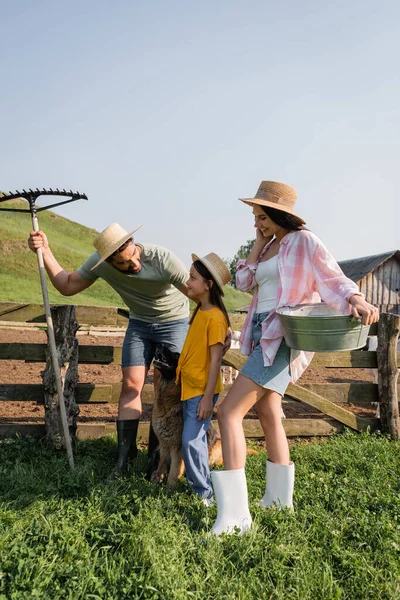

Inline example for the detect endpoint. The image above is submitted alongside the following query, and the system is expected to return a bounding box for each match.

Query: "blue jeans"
[122,317,189,368]
[182,394,219,500]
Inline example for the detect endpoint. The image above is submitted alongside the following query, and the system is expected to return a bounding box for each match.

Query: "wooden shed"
[338,250,400,314]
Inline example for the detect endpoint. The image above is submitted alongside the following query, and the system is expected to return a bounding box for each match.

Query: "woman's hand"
[197,395,213,421]
[255,227,272,246]
[349,295,380,325]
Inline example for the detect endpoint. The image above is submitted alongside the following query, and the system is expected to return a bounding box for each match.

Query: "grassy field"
[0,200,252,312]
[0,430,399,599]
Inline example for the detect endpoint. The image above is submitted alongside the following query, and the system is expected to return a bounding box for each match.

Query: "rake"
[0,188,89,470]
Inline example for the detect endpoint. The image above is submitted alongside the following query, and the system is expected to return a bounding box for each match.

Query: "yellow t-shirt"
[176,307,228,401]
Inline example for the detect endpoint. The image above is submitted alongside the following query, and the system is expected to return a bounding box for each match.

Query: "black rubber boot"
[107,419,139,481]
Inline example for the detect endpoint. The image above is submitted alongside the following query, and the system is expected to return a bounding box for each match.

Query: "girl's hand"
[197,395,213,421]
[349,295,380,325]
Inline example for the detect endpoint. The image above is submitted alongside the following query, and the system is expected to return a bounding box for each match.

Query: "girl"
[210,180,380,535]
[176,252,231,504]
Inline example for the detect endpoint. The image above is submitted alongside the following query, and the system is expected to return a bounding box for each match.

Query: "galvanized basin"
[276,303,370,352]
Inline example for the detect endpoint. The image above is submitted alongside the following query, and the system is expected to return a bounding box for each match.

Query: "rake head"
[0,188,88,213]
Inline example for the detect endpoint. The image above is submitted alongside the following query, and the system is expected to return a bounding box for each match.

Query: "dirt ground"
[0,327,377,424]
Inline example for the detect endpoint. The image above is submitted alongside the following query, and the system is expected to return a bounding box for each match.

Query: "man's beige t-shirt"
[77,243,189,323]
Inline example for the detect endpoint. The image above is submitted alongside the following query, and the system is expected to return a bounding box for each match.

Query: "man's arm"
[178,283,190,298]
[28,231,94,296]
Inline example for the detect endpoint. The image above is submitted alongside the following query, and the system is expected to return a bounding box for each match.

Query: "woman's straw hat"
[239,180,305,224]
[191,252,232,294]
[91,223,143,270]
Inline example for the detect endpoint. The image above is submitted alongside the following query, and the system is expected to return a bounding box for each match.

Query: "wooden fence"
[0,302,399,442]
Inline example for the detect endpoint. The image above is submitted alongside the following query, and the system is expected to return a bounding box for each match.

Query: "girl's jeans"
[182,394,219,500]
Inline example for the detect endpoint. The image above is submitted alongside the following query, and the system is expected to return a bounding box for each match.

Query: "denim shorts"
[122,317,189,368]
[240,311,291,396]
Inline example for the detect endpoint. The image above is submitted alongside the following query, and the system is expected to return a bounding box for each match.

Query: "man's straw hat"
[91,223,143,270]
[191,252,232,295]
[239,180,305,224]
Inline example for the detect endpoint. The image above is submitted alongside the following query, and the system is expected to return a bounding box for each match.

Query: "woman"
[210,180,379,535]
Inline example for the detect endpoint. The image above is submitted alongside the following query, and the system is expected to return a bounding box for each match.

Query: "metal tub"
[276,303,370,352]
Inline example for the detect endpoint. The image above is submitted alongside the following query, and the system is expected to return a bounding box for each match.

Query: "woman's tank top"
[255,255,279,313]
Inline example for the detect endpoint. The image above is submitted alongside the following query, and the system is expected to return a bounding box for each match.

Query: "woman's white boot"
[210,468,252,535]
[259,460,294,509]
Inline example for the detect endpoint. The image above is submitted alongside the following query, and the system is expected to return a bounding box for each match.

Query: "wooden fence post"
[377,312,400,439]
[42,305,79,448]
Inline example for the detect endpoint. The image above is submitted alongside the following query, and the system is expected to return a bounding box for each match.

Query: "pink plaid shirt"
[236,230,361,382]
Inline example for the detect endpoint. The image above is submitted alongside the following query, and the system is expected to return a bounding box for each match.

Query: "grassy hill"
[0,200,252,313]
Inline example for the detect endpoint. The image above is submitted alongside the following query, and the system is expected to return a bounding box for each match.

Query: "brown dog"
[150,345,223,486]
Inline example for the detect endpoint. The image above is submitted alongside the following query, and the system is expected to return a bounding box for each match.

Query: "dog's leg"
[151,447,169,484]
[166,448,185,487]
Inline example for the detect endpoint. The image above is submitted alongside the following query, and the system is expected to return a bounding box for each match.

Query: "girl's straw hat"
[239,180,305,224]
[191,252,232,294]
[91,223,143,270]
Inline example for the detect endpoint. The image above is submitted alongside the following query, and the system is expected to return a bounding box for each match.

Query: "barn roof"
[338,250,400,283]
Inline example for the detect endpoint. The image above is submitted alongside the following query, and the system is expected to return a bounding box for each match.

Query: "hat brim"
[239,198,306,224]
[191,253,225,295]
[91,225,143,270]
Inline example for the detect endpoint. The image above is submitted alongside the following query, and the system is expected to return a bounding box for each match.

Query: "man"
[28,222,192,477]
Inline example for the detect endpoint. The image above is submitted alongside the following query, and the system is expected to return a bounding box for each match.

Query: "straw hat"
[91,223,143,270]
[239,180,305,224]
[191,252,232,294]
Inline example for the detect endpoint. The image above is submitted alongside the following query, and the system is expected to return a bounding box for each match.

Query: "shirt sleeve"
[208,317,227,346]
[308,234,363,312]
[236,259,258,292]
[76,253,101,282]
[160,249,189,289]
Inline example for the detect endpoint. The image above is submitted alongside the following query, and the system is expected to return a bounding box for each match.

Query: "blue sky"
[1,0,398,268]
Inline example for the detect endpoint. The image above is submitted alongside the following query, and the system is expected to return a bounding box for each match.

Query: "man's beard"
[122,266,142,275]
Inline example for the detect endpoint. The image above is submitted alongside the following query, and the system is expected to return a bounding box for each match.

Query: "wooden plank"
[290,383,383,405]
[0,416,380,441]
[0,343,46,361]
[75,417,380,440]
[0,302,128,326]
[1,340,398,368]
[0,423,46,439]
[0,382,236,405]
[0,384,44,402]
[310,352,380,368]
[222,348,400,370]
[0,343,119,364]
[377,313,400,439]
[0,303,47,323]
[286,383,375,431]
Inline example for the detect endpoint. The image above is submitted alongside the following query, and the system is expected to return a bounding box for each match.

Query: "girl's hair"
[261,206,306,231]
[190,260,231,327]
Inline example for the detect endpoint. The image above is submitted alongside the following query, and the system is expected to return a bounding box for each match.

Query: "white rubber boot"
[210,468,252,535]
[259,460,294,509]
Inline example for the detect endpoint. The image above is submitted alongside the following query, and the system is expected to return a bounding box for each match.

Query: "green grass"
[0,430,399,599]
[0,200,252,312]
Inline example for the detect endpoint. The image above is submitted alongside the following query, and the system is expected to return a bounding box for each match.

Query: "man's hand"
[349,295,379,326]
[222,328,232,356]
[28,231,48,253]
[197,394,213,421]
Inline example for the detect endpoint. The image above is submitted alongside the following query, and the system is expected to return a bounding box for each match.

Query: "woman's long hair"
[190,260,231,327]
[261,206,306,230]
